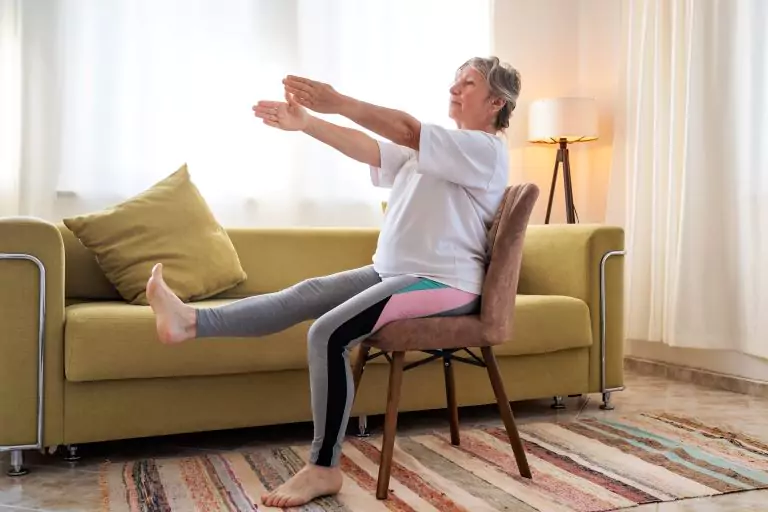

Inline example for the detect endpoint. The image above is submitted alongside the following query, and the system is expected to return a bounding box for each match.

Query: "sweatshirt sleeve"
[369,140,417,188]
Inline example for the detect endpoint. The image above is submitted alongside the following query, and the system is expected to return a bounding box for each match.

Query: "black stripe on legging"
[316,295,391,467]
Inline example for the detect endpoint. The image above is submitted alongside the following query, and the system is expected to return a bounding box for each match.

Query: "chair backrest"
[481,183,540,343]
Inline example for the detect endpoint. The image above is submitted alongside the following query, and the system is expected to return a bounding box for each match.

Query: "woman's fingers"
[256,113,279,124]
[253,105,280,113]
[285,86,315,104]
[255,100,283,109]
[283,76,316,92]
[285,88,313,106]
[285,90,300,107]
[253,110,275,121]
[283,81,314,95]
[284,85,307,98]
[253,102,283,118]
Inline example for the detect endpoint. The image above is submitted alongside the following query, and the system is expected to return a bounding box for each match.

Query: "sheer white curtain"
[6,0,491,227]
[609,0,768,358]
[0,0,21,216]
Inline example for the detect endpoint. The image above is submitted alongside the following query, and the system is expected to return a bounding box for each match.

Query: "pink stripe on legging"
[372,288,478,332]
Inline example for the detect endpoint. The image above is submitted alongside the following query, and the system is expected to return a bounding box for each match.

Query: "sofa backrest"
[61,226,122,300]
[60,225,380,301]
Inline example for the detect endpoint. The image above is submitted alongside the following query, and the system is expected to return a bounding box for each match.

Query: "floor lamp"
[528,97,598,224]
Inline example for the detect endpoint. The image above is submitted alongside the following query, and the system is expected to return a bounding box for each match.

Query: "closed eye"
[450,78,476,88]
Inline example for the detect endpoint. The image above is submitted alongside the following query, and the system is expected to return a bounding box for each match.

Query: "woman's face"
[448,66,500,131]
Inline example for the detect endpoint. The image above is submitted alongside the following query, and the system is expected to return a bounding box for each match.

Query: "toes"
[275,494,290,507]
[261,490,279,507]
[284,496,305,507]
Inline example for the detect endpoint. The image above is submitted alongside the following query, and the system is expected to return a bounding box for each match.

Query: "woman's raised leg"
[146,263,381,343]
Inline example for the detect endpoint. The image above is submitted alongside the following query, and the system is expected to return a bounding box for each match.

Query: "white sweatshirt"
[370,123,509,294]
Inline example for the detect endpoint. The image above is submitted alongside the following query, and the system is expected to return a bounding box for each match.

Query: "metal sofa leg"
[7,450,29,477]
[62,445,81,462]
[551,396,566,410]
[357,416,371,438]
[600,392,615,411]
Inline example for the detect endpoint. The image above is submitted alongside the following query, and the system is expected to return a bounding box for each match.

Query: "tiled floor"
[2,369,768,511]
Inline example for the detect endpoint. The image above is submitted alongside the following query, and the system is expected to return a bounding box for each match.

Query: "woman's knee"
[307,316,332,355]
[295,273,339,295]
[293,276,321,295]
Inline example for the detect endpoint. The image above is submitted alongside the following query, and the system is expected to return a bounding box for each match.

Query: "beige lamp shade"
[528,97,598,144]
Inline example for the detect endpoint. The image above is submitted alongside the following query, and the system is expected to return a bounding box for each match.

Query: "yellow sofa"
[0,217,624,473]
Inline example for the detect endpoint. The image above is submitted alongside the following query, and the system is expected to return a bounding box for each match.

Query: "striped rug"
[99,413,768,511]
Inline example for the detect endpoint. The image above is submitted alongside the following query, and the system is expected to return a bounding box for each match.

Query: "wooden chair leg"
[481,346,532,479]
[352,345,370,399]
[443,354,460,445]
[377,351,405,500]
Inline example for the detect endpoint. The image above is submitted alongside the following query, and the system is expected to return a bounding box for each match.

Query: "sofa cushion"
[493,295,592,357]
[62,165,247,305]
[64,295,592,382]
[64,299,309,383]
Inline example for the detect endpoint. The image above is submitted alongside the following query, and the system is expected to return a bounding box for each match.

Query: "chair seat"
[367,315,486,351]
[367,294,592,354]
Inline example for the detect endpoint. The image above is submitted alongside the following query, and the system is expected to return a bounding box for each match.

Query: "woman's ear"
[490,96,505,112]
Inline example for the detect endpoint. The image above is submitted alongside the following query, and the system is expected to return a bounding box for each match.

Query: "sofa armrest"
[0,217,65,449]
[519,224,625,393]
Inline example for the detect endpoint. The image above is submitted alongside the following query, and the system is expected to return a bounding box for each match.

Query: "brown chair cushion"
[368,315,484,352]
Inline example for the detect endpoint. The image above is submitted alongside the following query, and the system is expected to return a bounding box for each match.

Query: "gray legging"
[196,265,479,467]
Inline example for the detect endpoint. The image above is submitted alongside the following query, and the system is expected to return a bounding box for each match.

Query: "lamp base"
[544,139,578,224]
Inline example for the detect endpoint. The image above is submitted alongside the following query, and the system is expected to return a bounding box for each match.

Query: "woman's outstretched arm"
[254,93,380,167]
[283,76,422,150]
[338,97,421,150]
[304,116,381,167]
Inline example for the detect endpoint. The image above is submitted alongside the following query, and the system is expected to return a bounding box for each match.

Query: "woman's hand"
[282,75,345,114]
[284,75,421,149]
[252,92,309,131]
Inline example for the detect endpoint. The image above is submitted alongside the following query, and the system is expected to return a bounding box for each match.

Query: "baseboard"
[624,356,768,399]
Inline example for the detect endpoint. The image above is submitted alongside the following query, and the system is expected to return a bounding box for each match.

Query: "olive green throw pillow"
[63,164,247,305]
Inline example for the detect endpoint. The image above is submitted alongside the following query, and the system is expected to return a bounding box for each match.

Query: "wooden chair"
[352,183,539,500]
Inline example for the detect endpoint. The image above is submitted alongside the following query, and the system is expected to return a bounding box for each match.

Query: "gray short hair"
[458,56,522,132]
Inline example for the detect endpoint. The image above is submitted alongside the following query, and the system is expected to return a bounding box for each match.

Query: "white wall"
[493,0,768,383]
[574,0,622,224]
[493,0,621,224]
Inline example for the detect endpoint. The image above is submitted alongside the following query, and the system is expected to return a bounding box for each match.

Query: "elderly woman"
[146,56,521,507]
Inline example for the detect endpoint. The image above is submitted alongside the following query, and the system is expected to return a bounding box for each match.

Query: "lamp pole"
[544,138,576,224]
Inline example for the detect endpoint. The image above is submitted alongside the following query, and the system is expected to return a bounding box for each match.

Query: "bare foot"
[146,263,197,344]
[261,464,343,508]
